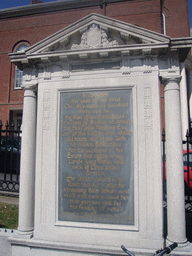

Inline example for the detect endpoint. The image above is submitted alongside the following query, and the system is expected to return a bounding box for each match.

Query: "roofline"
[0,0,131,19]
[24,12,170,55]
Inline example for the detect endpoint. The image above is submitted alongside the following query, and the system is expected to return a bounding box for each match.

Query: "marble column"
[180,63,189,140]
[161,76,188,246]
[17,84,37,238]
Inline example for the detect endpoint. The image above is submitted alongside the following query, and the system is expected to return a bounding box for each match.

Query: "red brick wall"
[107,0,162,33]
[163,0,190,38]
[0,5,104,125]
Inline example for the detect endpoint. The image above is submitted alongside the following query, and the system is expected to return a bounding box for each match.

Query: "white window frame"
[14,44,28,89]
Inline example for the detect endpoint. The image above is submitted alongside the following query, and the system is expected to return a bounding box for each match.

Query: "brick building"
[0,0,191,130]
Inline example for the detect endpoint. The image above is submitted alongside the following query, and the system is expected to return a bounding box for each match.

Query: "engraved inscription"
[43,91,51,131]
[58,89,134,225]
[144,87,152,130]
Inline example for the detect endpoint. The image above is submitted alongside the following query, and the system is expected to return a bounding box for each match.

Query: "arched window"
[14,44,28,88]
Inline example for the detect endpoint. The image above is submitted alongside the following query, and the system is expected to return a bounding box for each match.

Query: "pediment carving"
[27,13,170,55]
[71,24,119,50]
[42,24,152,54]
[41,23,144,53]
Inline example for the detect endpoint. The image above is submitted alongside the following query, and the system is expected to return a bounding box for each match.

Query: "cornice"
[0,0,128,19]
[10,38,192,68]
[9,43,170,61]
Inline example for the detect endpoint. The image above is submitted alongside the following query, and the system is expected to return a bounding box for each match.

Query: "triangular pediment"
[25,13,170,56]
[9,13,192,65]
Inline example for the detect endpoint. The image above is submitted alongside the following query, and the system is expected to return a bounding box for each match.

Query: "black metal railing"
[162,129,166,202]
[162,129,192,203]
[183,130,192,202]
[0,121,21,193]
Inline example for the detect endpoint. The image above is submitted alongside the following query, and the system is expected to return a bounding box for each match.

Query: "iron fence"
[0,121,21,193]
[183,130,192,202]
[162,129,192,204]
[162,129,192,242]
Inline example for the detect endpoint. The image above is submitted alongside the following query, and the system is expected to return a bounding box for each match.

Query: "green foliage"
[0,203,18,229]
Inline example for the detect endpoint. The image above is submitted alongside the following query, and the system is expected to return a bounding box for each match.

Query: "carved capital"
[22,81,38,90]
[160,75,182,91]
[22,82,38,98]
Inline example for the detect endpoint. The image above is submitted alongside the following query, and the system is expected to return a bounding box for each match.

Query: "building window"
[9,110,23,129]
[14,44,28,88]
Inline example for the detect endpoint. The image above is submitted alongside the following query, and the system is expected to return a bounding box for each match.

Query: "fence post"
[186,130,190,202]
[162,129,166,201]
[0,121,2,175]
[0,121,21,192]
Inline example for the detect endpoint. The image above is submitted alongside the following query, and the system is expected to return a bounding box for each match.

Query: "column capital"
[21,81,38,91]
[160,75,182,87]
[22,82,38,98]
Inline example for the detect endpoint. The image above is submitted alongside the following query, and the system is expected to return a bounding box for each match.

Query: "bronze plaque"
[58,89,134,225]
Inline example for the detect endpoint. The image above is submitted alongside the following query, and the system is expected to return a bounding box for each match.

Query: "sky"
[0,0,192,28]
[0,0,56,10]
[189,0,192,28]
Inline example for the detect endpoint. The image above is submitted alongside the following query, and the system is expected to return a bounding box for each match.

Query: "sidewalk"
[0,195,19,206]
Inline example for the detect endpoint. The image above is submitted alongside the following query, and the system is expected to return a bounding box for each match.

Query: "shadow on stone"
[186,211,192,242]
[163,208,192,242]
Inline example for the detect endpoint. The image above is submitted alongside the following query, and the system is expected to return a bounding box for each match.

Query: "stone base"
[166,238,192,255]
[16,230,33,239]
[7,237,192,256]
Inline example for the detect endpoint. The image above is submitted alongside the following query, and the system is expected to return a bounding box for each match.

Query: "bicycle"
[121,242,178,256]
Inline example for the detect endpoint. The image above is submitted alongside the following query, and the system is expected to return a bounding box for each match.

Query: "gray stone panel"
[58,88,134,225]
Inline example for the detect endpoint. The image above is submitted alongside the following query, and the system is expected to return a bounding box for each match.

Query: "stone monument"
[8,13,192,255]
